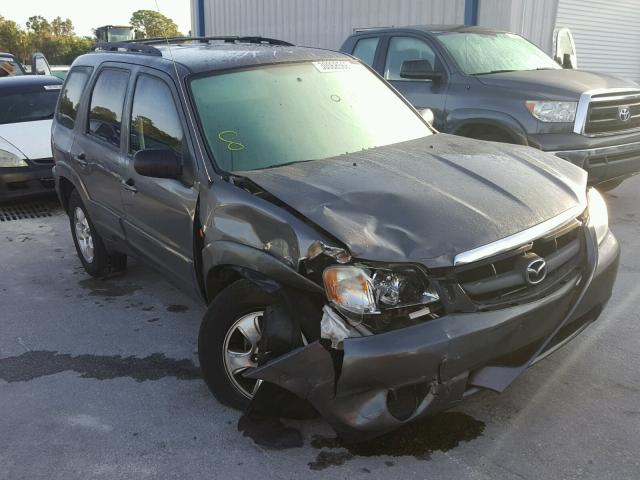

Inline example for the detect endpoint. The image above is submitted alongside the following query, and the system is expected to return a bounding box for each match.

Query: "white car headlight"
[587,188,609,244]
[526,101,577,123]
[0,149,28,168]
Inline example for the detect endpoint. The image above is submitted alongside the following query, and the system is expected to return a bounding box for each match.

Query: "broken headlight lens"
[323,265,439,315]
[587,187,609,244]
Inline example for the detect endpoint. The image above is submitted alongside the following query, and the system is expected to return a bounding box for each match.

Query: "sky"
[2,0,192,37]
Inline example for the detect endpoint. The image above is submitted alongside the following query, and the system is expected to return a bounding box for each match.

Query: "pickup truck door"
[120,68,199,290]
[378,35,449,130]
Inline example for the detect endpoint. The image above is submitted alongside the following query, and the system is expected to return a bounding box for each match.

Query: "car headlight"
[323,265,439,315]
[587,188,609,244]
[526,101,577,123]
[0,149,28,168]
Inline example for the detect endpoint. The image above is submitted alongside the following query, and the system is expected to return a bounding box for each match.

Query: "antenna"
[152,0,213,183]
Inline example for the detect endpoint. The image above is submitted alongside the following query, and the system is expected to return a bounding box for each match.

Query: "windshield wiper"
[472,69,519,76]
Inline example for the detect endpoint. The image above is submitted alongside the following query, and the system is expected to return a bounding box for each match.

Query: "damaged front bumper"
[247,229,619,441]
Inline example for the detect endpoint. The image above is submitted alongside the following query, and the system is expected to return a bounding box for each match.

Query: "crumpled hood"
[240,134,587,267]
[0,120,53,160]
[476,69,639,101]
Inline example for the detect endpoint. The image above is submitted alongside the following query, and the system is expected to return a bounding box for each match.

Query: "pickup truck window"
[385,37,437,81]
[436,32,560,75]
[352,37,379,67]
[190,61,432,172]
[0,59,24,77]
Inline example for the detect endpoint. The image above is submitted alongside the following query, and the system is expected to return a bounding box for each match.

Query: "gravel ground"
[1,176,639,480]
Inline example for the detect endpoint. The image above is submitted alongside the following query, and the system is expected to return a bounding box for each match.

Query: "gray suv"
[341,25,640,190]
[52,37,619,441]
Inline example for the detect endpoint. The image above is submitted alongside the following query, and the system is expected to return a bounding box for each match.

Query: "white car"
[0,75,62,201]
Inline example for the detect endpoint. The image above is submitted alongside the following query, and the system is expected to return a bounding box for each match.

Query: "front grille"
[451,220,585,309]
[30,157,54,165]
[584,91,640,136]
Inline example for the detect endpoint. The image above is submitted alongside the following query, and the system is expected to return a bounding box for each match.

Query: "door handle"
[121,178,138,193]
[73,152,87,167]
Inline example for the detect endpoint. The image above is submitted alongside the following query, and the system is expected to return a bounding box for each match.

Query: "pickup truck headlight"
[0,149,28,168]
[587,188,609,244]
[526,101,577,123]
[323,265,439,315]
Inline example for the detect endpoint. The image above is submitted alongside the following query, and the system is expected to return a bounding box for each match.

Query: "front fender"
[447,108,529,145]
[202,240,323,295]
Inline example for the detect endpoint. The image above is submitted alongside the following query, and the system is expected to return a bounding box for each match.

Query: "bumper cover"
[247,228,620,441]
[0,165,55,202]
[530,133,640,184]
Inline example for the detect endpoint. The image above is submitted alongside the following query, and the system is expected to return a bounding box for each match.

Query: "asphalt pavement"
[1,177,639,479]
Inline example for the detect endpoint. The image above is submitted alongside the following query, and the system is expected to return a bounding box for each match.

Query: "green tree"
[130,10,182,39]
[0,15,92,65]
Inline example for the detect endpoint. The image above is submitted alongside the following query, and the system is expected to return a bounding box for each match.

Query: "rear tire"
[68,190,127,278]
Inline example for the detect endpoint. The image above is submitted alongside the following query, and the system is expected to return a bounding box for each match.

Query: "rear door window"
[57,66,92,129]
[384,36,438,81]
[129,74,184,157]
[352,37,379,67]
[88,69,129,148]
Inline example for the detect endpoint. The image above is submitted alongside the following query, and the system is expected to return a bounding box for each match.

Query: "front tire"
[198,280,273,410]
[68,190,127,277]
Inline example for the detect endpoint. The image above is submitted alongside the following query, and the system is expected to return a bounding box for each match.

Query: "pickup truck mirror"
[400,59,443,82]
[417,108,435,126]
[133,148,182,179]
[562,53,575,69]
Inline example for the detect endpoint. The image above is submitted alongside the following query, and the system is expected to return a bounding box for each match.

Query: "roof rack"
[130,36,294,46]
[90,42,163,56]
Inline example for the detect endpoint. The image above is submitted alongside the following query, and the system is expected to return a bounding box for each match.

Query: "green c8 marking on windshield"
[218,130,245,151]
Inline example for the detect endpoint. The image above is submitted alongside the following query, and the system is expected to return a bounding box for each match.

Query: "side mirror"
[31,52,51,76]
[417,108,435,126]
[400,59,443,82]
[133,148,182,179]
[562,53,574,69]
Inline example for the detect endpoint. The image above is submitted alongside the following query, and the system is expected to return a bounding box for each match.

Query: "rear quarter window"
[56,66,93,129]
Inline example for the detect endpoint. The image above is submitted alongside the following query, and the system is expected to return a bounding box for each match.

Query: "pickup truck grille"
[584,91,640,136]
[452,220,585,309]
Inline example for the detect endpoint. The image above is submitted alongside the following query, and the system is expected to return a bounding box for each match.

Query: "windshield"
[0,59,25,77]
[0,90,59,124]
[436,32,561,75]
[190,61,432,172]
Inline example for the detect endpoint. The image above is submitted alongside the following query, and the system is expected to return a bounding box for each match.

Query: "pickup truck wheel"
[68,190,127,277]
[199,280,273,409]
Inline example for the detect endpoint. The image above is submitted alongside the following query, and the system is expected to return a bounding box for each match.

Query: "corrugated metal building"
[190,0,640,82]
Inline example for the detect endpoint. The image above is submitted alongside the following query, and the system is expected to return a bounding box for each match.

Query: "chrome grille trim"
[453,202,586,266]
[574,88,640,137]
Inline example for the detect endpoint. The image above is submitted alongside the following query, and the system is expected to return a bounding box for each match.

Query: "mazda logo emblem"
[618,106,631,122]
[525,258,547,285]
